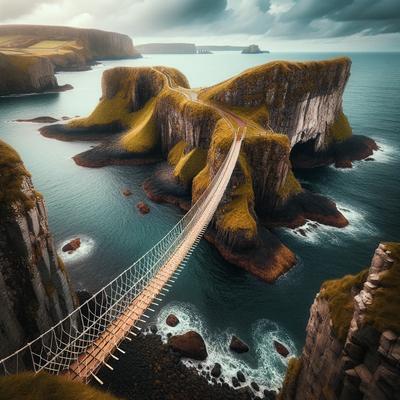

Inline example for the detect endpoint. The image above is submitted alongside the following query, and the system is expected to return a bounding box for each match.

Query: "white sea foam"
[58,235,95,263]
[373,140,397,164]
[283,202,374,245]
[151,302,297,396]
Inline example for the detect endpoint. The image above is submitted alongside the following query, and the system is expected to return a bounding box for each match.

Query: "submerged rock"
[15,116,59,123]
[229,336,249,353]
[168,331,208,360]
[122,188,132,196]
[62,238,81,253]
[166,314,180,327]
[137,201,150,214]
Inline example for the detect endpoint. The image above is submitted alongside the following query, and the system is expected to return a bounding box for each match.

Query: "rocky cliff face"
[39,60,377,282]
[0,140,75,361]
[201,58,351,151]
[0,24,141,95]
[0,53,70,96]
[281,242,400,400]
[0,25,140,61]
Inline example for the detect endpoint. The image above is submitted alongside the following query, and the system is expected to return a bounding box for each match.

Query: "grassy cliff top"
[0,139,34,210]
[321,242,400,342]
[199,57,351,103]
[0,372,119,400]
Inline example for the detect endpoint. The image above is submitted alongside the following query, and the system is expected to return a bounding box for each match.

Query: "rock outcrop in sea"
[0,139,76,362]
[280,242,400,400]
[39,58,378,282]
[0,24,141,96]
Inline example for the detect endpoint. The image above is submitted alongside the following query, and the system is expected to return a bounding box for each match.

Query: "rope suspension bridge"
[0,123,245,385]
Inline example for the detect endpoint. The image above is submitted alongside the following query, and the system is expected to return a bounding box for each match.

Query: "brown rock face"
[280,243,400,400]
[229,336,249,353]
[168,331,208,360]
[166,314,180,327]
[137,201,150,214]
[0,140,76,363]
[62,238,81,253]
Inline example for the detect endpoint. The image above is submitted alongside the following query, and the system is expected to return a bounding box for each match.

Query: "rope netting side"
[0,126,243,377]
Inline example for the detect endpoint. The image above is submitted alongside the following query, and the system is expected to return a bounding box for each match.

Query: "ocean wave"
[282,202,374,245]
[152,302,297,394]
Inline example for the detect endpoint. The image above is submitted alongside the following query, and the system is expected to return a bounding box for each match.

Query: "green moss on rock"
[174,148,207,185]
[320,269,368,343]
[366,242,400,335]
[277,169,302,201]
[279,357,302,400]
[329,110,352,143]
[168,140,188,166]
[0,139,34,210]
[0,372,119,400]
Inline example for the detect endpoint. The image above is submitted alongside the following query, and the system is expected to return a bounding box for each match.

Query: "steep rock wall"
[200,58,351,151]
[0,53,65,96]
[0,140,75,362]
[281,243,400,400]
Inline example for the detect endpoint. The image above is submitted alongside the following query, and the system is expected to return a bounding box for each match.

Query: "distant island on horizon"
[136,42,269,54]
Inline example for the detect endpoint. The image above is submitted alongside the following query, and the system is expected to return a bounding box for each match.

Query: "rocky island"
[241,44,269,54]
[39,58,378,283]
[0,24,141,96]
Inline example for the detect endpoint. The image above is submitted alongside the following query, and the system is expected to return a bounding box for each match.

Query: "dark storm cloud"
[278,0,400,37]
[0,0,399,41]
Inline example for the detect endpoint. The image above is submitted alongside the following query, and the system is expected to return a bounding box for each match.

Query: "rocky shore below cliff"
[94,333,268,400]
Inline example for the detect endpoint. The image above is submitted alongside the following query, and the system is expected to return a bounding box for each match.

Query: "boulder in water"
[166,314,180,327]
[62,238,81,253]
[137,201,150,214]
[229,335,249,353]
[273,340,290,357]
[168,331,207,360]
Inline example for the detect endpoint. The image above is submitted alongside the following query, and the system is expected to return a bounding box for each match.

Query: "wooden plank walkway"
[63,127,244,383]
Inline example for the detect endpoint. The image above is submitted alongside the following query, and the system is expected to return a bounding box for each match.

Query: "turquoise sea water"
[0,52,399,389]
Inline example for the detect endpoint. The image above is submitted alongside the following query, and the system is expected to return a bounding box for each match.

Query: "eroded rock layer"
[39,59,377,282]
[0,140,75,362]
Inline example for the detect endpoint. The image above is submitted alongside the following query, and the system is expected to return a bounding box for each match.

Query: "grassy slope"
[0,372,119,400]
[121,98,158,153]
[174,148,207,185]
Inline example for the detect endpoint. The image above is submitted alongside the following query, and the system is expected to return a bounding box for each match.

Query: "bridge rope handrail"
[0,121,243,378]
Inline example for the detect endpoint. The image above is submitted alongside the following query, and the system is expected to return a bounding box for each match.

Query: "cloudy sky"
[0,0,399,51]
